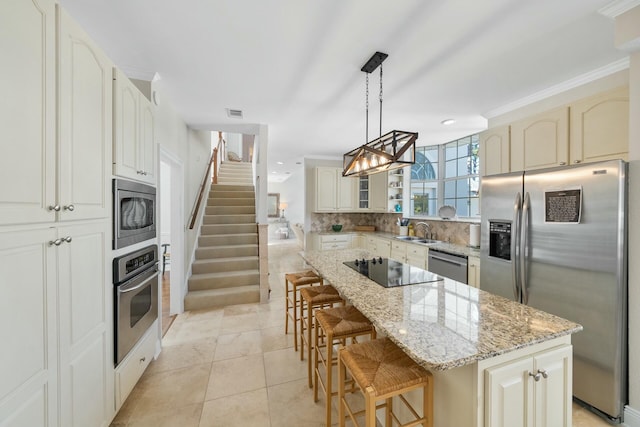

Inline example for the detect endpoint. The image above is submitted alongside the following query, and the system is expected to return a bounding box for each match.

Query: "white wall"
[150,77,211,301]
[268,167,305,225]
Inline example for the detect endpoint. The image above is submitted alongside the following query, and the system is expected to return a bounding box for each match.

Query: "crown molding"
[484,58,630,119]
[119,65,157,82]
[598,0,640,18]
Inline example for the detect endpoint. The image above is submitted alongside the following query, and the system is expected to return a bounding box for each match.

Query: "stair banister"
[188,132,226,230]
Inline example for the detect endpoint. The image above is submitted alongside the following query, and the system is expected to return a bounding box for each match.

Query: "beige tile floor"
[111,239,612,427]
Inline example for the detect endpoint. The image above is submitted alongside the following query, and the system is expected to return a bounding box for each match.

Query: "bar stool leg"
[338,351,346,427]
[306,300,313,386]
[365,389,376,427]
[284,278,290,335]
[292,283,298,351]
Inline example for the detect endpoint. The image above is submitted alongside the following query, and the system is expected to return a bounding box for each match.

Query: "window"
[410,134,479,218]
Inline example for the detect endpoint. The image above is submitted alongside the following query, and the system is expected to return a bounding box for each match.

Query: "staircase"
[184,162,261,310]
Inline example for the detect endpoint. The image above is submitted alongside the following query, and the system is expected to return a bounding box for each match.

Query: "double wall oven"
[113,244,159,366]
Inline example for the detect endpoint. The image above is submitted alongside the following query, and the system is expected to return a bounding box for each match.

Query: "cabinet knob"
[573,160,581,164]
[559,162,567,166]
[140,356,146,363]
[137,170,144,175]
[63,204,75,211]
[49,238,63,246]
[537,369,548,379]
[48,205,61,212]
[62,236,73,243]
[529,371,541,382]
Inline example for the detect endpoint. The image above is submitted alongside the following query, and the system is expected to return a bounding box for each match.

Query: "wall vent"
[226,108,243,119]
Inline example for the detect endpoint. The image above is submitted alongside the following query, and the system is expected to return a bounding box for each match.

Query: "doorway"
[159,147,185,327]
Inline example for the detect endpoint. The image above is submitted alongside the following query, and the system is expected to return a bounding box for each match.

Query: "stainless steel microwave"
[113,179,156,249]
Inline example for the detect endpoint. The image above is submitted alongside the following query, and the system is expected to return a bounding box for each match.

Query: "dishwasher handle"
[428,253,467,267]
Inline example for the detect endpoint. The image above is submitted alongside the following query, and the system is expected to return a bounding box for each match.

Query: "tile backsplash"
[310,213,478,246]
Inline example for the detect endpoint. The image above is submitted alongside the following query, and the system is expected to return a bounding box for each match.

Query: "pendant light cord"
[365,73,369,144]
[379,64,383,139]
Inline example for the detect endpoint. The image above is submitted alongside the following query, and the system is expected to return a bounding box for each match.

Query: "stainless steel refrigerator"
[480,159,627,422]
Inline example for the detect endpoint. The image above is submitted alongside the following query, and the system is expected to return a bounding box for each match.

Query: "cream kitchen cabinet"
[369,172,388,212]
[58,9,113,221]
[569,86,629,165]
[357,173,388,212]
[314,167,356,212]
[367,236,391,258]
[0,227,58,426]
[1,0,55,225]
[484,345,572,427]
[0,0,112,226]
[479,125,510,177]
[57,221,113,427]
[319,234,352,250]
[407,244,428,270]
[0,222,113,427]
[511,107,569,172]
[352,234,366,248]
[113,68,156,185]
[467,256,480,288]
[390,240,408,262]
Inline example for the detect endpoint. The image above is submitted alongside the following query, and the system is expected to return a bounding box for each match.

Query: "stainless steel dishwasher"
[428,249,468,284]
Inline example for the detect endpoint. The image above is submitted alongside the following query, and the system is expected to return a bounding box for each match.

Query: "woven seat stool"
[314,306,376,427]
[338,337,433,427]
[284,270,323,351]
[299,285,344,387]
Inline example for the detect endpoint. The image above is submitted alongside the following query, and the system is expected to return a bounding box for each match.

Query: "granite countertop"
[301,248,582,372]
[314,230,481,257]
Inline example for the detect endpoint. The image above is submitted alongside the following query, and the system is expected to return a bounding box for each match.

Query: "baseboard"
[625,406,640,427]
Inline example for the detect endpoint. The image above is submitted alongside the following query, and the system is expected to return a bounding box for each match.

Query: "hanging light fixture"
[343,52,417,177]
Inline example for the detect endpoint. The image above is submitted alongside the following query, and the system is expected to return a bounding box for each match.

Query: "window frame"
[409,135,479,219]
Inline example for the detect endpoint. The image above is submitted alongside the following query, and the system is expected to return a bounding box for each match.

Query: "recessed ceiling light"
[277,161,284,165]
[441,119,456,125]
[271,171,277,174]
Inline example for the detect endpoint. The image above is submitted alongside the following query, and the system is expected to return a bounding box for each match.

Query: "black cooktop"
[343,257,443,288]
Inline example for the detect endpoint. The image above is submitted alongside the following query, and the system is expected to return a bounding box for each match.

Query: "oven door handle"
[117,268,159,294]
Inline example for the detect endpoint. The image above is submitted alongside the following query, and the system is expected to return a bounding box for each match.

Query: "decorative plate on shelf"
[438,205,456,219]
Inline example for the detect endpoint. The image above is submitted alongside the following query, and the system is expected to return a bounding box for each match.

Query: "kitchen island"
[301,248,583,427]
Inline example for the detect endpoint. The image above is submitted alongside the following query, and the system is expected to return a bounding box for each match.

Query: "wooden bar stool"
[284,270,323,351]
[299,285,344,386]
[314,306,376,427]
[338,337,434,427]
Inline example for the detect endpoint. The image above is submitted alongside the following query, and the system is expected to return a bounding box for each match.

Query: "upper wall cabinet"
[0,0,112,226]
[511,107,569,172]
[569,86,629,165]
[0,0,56,225]
[314,167,356,212]
[113,69,155,185]
[479,126,510,177]
[58,9,112,221]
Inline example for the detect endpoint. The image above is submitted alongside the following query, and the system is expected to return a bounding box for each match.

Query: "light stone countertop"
[301,248,582,372]
[314,230,481,257]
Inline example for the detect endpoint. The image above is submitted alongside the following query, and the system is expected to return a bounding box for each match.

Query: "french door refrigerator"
[480,159,627,422]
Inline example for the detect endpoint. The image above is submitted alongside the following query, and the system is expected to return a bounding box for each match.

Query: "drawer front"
[391,241,406,251]
[321,235,350,243]
[321,241,350,250]
[115,324,157,406]
[407,245,428,258]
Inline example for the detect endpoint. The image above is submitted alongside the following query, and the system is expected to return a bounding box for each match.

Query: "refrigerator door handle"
[521,192,530,305]
[512,192,522,301]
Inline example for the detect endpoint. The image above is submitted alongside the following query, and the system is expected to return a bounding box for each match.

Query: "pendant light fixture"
[342,52,417,177]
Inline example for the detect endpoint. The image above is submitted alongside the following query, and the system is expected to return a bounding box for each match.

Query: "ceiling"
[59,0,627,182]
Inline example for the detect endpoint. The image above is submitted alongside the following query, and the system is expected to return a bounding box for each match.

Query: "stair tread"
[193,255,258,264]
[186,285,260,296]
[189,270,260,279]
[197,243,258,249]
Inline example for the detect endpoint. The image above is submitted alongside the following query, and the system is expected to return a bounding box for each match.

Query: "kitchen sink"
[395,236,442,245]
[395,236,423,241]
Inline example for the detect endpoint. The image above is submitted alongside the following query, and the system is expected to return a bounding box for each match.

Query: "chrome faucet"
[414,222,431,238]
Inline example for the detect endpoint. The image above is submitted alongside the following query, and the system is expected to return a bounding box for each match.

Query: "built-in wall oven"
[113,244,159,366]
[113,178,156,249]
